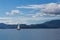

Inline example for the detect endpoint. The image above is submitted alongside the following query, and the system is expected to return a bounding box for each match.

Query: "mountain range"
[0,20,60,29]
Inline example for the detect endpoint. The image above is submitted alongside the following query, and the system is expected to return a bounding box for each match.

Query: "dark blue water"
[0,29,60,40]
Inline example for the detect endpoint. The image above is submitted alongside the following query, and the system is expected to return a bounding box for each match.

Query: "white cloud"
[0,16,60,24]
[18,17,60,21]
[17,3,60,17]
[41,3,60,15]
[0,17,15,24]
[0,17,12,19]
[17,5,44,9]
[6,10,20,15]
[2,3,60,24]
[0,17,29,24]
[11,10,20,14]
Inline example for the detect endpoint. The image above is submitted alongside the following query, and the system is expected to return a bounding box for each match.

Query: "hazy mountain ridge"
[0,20,60,29]
[43,20,60,27]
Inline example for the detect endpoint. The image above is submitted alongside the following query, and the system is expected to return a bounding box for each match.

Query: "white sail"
[17,23,20,30]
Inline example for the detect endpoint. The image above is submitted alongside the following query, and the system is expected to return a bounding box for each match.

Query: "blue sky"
[0,0,60,24]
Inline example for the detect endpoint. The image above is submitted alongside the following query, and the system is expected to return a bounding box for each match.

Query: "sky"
[0,0,60,24]
[0,0,60,40]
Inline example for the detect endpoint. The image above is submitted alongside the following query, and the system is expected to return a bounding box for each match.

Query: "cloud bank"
[17,3,60,17]
[1,3,60,24]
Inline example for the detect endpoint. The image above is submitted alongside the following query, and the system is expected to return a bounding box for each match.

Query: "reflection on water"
[0,29,60,40]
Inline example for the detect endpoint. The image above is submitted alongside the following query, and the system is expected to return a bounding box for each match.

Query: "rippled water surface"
[0,29,60,40]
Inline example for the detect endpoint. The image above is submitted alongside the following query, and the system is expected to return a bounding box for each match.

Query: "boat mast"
[17,16,21,30]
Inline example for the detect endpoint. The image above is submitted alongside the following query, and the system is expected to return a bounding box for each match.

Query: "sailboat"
[17,23,20,30]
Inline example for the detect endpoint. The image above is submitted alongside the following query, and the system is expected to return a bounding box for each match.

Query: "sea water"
[0,29,60,40]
